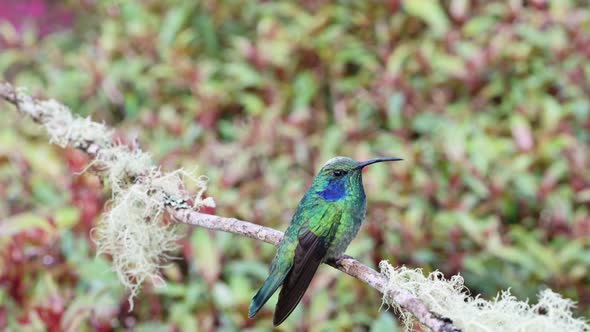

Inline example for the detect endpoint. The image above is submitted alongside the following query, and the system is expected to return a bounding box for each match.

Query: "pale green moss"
[380,262,589,332]
[32,98,114,149]
[16,89,215,309]
[91,162,213,310]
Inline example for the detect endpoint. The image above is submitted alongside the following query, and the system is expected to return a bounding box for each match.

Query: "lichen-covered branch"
[0,83,458,332]
[1,81,459,331]
[0,82,214,309]
[7,81,584,332]
[172,209,461,331]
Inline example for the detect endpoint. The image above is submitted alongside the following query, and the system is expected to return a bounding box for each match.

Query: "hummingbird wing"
[249,199,329,320]
[273,209,341,326]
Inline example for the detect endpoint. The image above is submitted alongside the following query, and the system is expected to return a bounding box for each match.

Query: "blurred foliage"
[1,0,590,330]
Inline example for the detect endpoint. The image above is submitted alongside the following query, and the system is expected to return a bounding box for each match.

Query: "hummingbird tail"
[273,258,322,326]
[273,230,331,326]
[249,271,288,319]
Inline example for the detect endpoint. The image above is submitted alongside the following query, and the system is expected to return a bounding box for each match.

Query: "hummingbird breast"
[326,188,367,259]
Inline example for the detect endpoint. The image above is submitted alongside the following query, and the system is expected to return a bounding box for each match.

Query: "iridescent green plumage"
[249,156,402,325]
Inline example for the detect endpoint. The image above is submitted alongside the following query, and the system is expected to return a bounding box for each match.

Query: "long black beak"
[356,157,403,169]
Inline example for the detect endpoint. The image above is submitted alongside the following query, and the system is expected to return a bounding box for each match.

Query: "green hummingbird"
[249,156,402,325]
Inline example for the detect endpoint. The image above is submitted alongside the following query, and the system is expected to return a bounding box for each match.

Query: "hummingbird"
[248,156,402,325]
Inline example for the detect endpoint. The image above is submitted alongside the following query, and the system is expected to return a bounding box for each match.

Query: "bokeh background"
[1,1,589,331]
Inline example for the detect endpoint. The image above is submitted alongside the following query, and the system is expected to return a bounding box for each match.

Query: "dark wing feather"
[273,224,337,325]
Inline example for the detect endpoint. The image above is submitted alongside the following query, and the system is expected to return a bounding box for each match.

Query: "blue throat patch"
[318,179,346,201]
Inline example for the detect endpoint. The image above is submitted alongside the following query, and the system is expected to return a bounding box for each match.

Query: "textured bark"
[1,81,461,332]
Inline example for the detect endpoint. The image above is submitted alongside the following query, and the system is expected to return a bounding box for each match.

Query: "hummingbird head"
[312,156,402,202]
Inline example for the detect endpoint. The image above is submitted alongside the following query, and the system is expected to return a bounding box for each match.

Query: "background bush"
[1,1,589,330]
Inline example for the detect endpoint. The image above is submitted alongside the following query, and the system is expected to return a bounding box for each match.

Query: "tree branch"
[0,81,460,332]
[171,209,460,332]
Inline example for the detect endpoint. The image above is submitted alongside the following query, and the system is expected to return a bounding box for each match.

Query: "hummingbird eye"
[332,170,346,177]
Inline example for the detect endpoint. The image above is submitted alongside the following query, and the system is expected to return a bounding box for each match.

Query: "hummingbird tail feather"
[249,270,288,318]
[272,257,322,326]
[273,230,330,326]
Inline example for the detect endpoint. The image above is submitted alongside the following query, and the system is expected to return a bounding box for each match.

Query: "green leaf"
[194,13,219,56]
[386,93,405,130]
[238,93,265,115]
[542,96,564,130]
[159,7,190,47]
[54,207,80,231]
[292,71,318,111]
[403,0,450,36]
